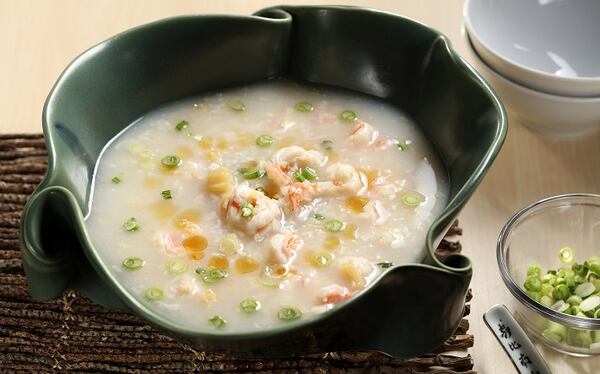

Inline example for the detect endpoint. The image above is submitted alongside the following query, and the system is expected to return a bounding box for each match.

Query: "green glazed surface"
[20,6,507,357]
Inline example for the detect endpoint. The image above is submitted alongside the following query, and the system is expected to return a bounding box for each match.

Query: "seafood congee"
[86,80,448,331]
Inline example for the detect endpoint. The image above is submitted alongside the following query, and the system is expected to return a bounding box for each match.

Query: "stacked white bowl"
[464,0,600,137]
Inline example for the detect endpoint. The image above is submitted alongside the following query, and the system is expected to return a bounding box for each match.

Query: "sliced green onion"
[123,217,140,232]
[111,176,122,184]
[524,275,542,292]
[238,167,265,180]
[553,284,571,301]
[401,191,425,208]
[257,274,282,289]
[294,101,314,112]
[166,258,187,274]
[200,268,228,284]
[240,298,260,313]
[278,307,302,321]
[256,134,273,147]
[320,140,333,150]
[161,155,181,169]
[396,141,409,151]
[551,300,569,313]
[175,120,189,131]
[240,203,254,218]
[339,110,357,122]
[312,251,333,267]
[122,257,144,270]
[575,282,596,298]
[580,295,600,312]
[313,213,325,221]
[161,190,173,200]
[567,295,583,306]
[292,170,306,182]
[227,100,246,112]
[527,264,542,277]
[219,233,239,255]
[559,246,574,264]
[208,315,227,328]
[542,321,567,342]
[145,287,164,301]
[377,261,394,269]
[323,219,344,233]
[301,166,318,181]
[255,186,266,193]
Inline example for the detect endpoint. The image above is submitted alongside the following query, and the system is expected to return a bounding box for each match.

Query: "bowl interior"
[466,0,600,79]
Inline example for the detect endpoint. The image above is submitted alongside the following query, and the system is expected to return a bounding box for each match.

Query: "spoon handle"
[483,304,552,374]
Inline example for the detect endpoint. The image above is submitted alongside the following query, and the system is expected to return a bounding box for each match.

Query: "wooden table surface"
[1,1,599,373]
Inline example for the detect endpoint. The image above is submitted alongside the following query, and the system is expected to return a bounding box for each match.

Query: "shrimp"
[224,183,282,236]
[265,160,292,188]
[265,161,317,215]
[316,163,368,197]
[153,230,184,256]
[272,146,326,169]
[269,233,303,265]
[349,121,378,147]
[317,285,351,304]
[172,274,199,296]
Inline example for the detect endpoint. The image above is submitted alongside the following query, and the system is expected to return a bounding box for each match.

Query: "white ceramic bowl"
[464,30,600,137]
[464,0,600,97]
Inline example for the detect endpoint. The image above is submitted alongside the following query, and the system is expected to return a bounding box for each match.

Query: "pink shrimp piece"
[265,160,292,187]
[153,230,184,256]
[317,285,351,304]
[270,233,303,265]
[350,121,366,135]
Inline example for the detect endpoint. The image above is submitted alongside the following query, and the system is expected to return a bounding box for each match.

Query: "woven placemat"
[0,134,474,373]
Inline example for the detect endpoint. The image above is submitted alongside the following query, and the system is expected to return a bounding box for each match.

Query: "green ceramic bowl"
[20,6,506,357]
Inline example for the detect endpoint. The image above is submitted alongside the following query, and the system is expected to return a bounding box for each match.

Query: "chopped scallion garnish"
[123,217,140,232]
[278,307,302,321]
[256,134,274,147]
[122,257,144,270]
[294,101,314,112]
[145,287,164,301]
[401,191,425,208]
[339,110,357,122]
[313,213,325,221]
[208,315,227,328]
[377,261,394,269]
[161,155,181,169]
[161,190,173,200]
[255,186,265,193]
[227,100,246,112]
[175,120,189,131]
[240,298,261,313]
[166,258,187,274]
[397,141,409,151]
[219,233,239,255]
[199,268,228,284]
[302,167,318,181]
[240,203,254,218]
[323,219,344,233]
[111,176,122,184]
[311,252,333,267]
[238,167,265,180]
[292,170,306,182]
[559,246,574,264]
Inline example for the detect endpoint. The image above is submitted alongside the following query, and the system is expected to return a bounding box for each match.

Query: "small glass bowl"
[497,193,600,356]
